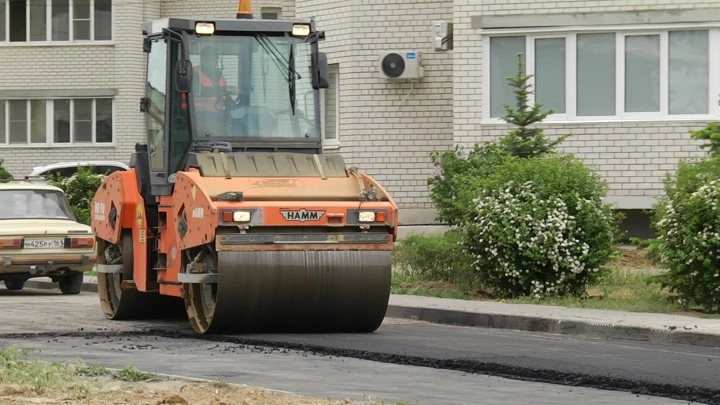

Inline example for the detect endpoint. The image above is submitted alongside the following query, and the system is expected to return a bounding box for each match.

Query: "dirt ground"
[0,379,382,405]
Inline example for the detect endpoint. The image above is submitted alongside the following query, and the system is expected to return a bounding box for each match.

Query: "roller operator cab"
[90,7,399,335]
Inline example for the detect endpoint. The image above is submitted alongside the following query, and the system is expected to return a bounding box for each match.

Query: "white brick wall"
[3,0,716,217]
[296,0,454,210]
[0,0,295,178]
[161,0,295,20]
[454,0,720,209]
[0,0,161,177]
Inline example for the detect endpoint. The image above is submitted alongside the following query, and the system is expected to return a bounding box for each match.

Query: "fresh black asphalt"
[0,289,717,404]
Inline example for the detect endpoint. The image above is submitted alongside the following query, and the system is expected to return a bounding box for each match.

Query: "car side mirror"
[312,52,329,90]
[175,59,192,93]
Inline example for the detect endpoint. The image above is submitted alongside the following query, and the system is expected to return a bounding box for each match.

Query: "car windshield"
[0,189,75,220]
[185,33,319,139]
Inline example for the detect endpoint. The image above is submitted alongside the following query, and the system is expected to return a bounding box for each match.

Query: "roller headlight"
[358,211,376,222]
[221,210,252,223]
[233,211,251,222]
[195,22,215,35]
[292,24,311,37]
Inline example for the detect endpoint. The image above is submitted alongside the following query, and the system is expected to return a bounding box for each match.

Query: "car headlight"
[358,211,376,222]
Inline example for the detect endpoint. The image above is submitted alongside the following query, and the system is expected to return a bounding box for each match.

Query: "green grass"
[0,346,98,398]
[113,365,155,382]
[391,247,717,317]
[392,267,697,315]
[0,346,79,394]
[507,269,681,313]
[391,272,470,300]
[0,346,402,404]
[0,345,156,399]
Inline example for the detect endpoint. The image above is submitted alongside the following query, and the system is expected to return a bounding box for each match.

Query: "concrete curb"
[384,305,720,348]
[23,278,720,348]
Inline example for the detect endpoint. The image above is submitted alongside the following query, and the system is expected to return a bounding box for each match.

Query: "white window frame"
[525,34,572,121]
[482,23,720,124]
[320,64,340,149]
[0,97,115,147]
[0,0,114,46]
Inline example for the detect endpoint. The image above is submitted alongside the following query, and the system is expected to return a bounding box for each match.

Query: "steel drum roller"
[184,250,392,334]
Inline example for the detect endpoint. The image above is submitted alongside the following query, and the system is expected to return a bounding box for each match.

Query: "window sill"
[0,41,115,48]
[481,116,720,125]
[0,143,116,149]
[322,143,341,151]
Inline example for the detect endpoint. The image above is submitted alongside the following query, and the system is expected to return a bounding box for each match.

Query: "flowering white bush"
[462,167,617,299]
[654,176,720,311]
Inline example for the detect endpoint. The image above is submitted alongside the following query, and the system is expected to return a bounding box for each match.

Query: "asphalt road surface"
[0,288,717,405]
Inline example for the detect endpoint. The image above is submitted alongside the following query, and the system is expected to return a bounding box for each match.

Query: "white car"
[0,179,96,294]
[27,161,128,179]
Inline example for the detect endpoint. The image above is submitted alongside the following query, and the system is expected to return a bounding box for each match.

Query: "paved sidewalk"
[24,276,720,348]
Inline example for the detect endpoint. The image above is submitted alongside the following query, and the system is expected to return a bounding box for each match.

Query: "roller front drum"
[183,249,392,334]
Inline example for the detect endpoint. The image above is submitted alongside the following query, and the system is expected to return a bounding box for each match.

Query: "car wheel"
[4,280,24,291]
[59,272,84,295]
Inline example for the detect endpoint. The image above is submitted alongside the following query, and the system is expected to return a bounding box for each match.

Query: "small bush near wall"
[405,53,622,300]
[392,229,471,282]
[48,166,105,225]
[651,120,720,312]
[0,159,13,180]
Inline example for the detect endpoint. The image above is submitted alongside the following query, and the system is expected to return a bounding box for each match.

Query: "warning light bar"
[237,0,252,19]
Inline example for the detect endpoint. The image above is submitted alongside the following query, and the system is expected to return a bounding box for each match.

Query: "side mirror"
[175,59,192,93]
[312,52,329,90]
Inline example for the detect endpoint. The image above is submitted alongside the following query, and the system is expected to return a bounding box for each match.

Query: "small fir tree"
[497,52,569,158]
[689,114,720,158]
[0,159,12,180]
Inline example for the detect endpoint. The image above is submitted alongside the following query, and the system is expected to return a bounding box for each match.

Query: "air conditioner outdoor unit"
[378,51,424,80]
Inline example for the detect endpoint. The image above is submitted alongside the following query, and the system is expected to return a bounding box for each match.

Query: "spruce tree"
[497,52,569,158]
[0,159,12,180]
[689,111,720,158]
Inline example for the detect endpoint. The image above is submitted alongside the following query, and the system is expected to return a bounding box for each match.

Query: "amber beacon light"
[237,0,252,19]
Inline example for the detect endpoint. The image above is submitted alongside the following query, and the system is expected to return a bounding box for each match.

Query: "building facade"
[1,0,719,235]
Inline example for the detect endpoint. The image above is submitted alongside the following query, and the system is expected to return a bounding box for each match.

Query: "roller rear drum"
[183,248,392,334]
[97,232,186,321]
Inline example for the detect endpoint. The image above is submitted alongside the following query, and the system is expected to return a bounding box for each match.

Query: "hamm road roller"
[89,1,398,335]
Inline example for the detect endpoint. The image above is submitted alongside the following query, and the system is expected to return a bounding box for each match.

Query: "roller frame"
[90,166,397,334]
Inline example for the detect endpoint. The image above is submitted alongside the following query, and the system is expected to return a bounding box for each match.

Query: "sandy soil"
[0,379,373,405]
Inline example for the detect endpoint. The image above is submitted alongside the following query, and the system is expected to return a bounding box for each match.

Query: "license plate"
[23,239,65,249]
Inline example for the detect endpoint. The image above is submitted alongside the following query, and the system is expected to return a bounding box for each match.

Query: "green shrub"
[461,154,620,299]
[652,156,720,312]
[48,166,105,225]
[0,159,12,180]
[392,230,471,282]
[427,142,507,226]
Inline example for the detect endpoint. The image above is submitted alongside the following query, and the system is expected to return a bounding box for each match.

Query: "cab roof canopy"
[141,17,316,36]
